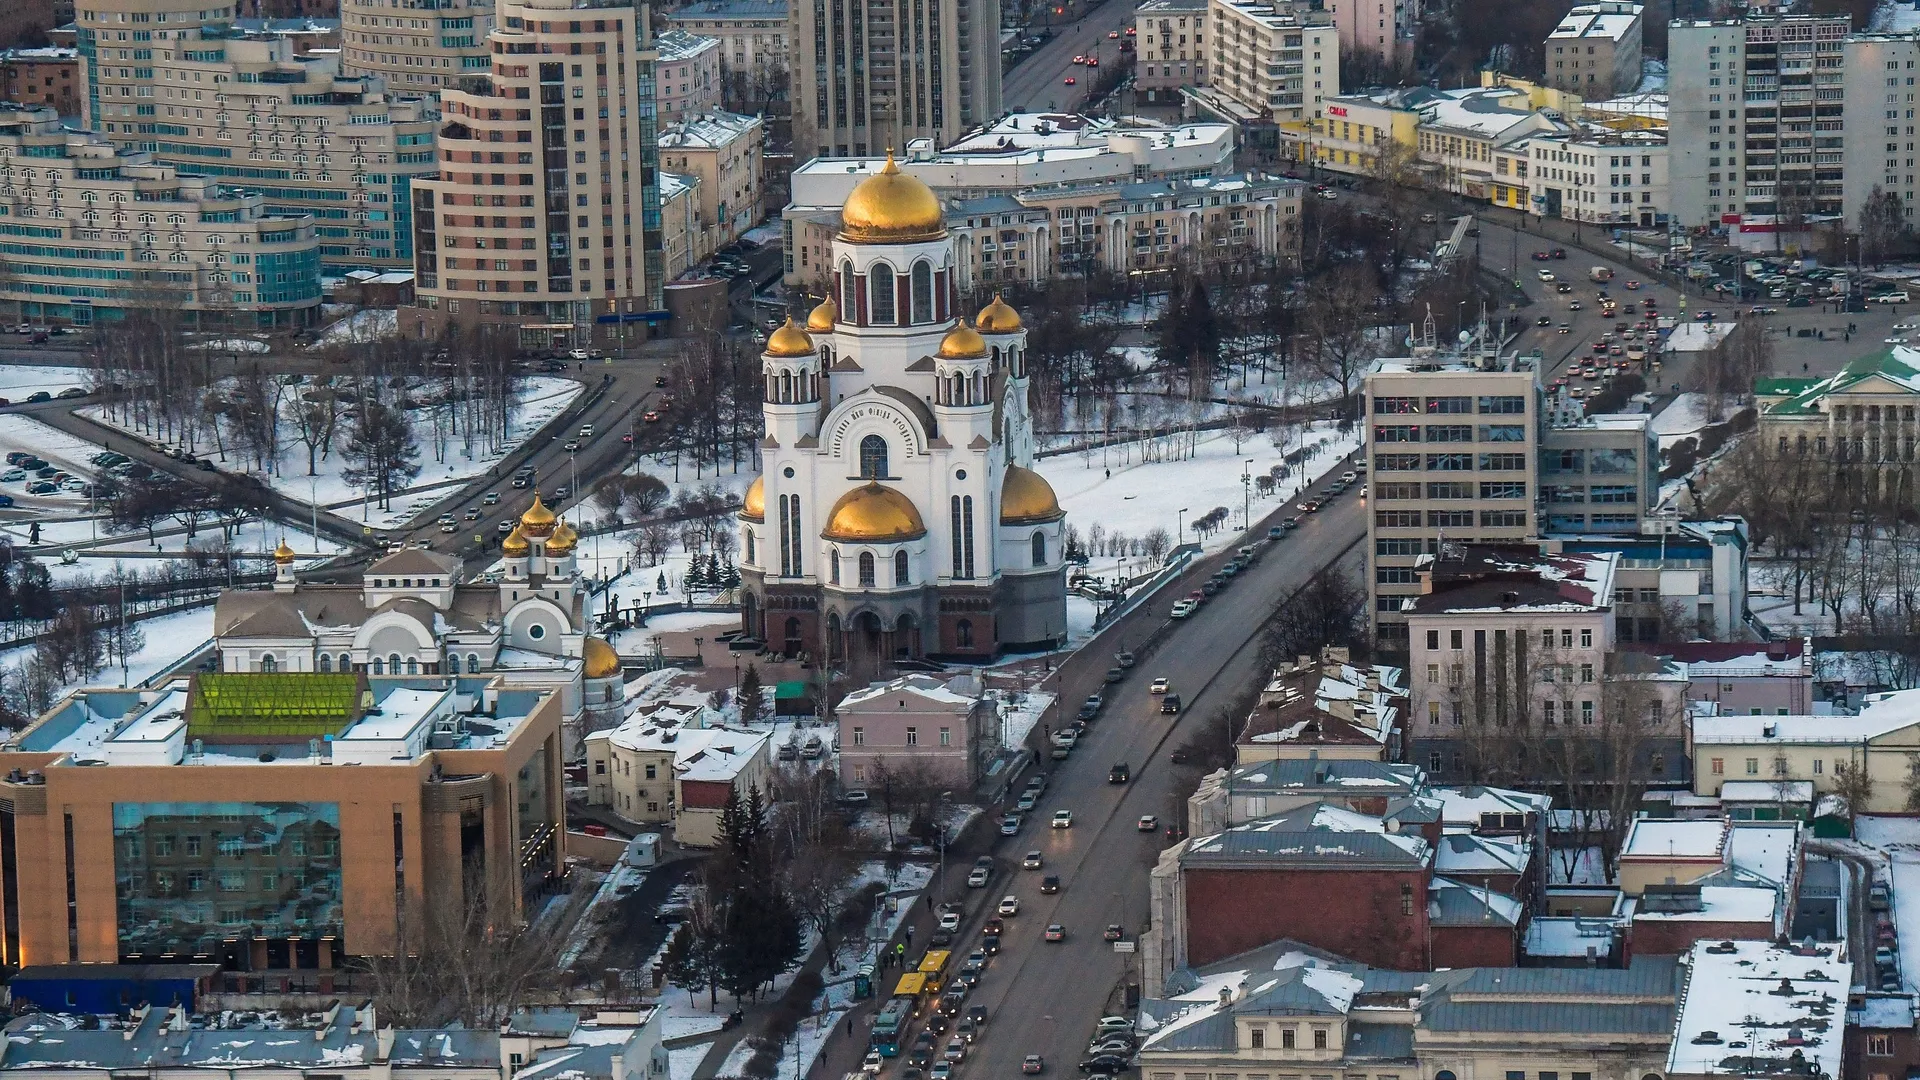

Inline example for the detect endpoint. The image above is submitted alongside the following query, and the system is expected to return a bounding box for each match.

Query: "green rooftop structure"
[185,672,370,743]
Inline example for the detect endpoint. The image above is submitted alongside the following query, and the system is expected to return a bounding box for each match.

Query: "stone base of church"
[739,568,1067,667]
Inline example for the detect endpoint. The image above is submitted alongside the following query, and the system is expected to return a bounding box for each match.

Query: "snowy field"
[0,365,91,399]
[1649,393,1713,451]
[0,603,214,706]
[44,521,346,583]
[86,376,584,530]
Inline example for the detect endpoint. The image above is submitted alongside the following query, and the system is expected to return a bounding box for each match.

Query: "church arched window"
[319,654,332,673]
[910,260,933,323]
[260,654,277,673]
[830,548,841,585]
[372,658,385,675]
[860,434,889,479]
[870,263,896,324]
[339,653,352,672]
[1032,531,1048,566]
[841,259,857,316]
[895,549,911,586]
[389,652,402,672]
[858,551,876,588]
[406,657,419,675]
[468,653,481,673]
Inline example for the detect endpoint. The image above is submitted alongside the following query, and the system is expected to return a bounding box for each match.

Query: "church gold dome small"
[741,476,765,521]
[938,322,988,360]
[838,151,946,244]
[273,537,297,565]
[976,294,1023,333]
[502,523,531,556]
[806,295,838,332]
[1001,464,1065,525]
[520,492,557,538]
[823,483,928,543]
[765,317,816,358]
[546,518,578,556]
[583,635,621,679]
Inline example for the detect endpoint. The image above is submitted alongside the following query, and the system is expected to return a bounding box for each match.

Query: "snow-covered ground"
[87,376,584,530]
[1649,393,1713,451]
[310,309,398,347]
[0,365,91,399]
[0,413,126,515]
[0,603,214,695]
[43,521,346,583]
[1852,816,1920,988]
[666,1042,714,1080]
[187,338,270,354]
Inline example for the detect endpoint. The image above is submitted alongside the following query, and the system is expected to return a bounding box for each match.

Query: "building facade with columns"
[1756,350,1920,506]
[739,155,1066,667]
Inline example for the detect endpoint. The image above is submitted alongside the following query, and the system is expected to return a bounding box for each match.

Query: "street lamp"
[1177,506,1189,547]
[936,790,953,900]
[1240,459,1253,530]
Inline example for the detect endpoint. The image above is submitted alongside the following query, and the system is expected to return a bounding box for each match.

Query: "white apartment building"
[1415,86,1562,198]
[407,0,663,351]
[1841,32,1920,230]
[1667,14,1848,231]
[76,0,438,274]
[1202,0,1336,149]
[338,0,494,93]
[654,30,722,122]
[0,103,323,328]
[1544,2,1643,99]
[1523,127,1668,226]
[1134,0,1207,106]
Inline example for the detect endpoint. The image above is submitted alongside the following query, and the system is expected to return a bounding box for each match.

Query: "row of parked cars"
[1872,879,1900,991]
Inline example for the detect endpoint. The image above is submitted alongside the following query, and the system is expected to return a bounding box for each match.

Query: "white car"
[1149,678,1170,695]
[862,1053,884,1075]
[938,910,961,932]
[1052,809,1073,829]
[1898,323,1920,332]
[1537,270,1556,282]
[1169,599,1197,619]
[999,894,1020,916]
[580,424,595,437]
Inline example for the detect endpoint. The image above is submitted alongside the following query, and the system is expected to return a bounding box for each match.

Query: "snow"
[1631,885,1778,923]
[0,604,214,696]
[1855,815,1920,990]
[1666,939,1849,1079]
[310,308,398,347]
[0,365,91,398]
[188,338,271,354]
[1620,818,1726,858]
[667,1042,713,1080]
[994,689,1054,750]
[1649,392,1712,450]
[1547,845,1610,885]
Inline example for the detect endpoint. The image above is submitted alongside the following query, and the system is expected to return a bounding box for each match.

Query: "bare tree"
[1301,264,1381,415]
[1859,186,1907,269]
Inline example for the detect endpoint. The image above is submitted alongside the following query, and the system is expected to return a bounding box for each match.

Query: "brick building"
[0,48,76,113]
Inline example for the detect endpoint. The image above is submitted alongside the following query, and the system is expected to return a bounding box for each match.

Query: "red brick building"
[1848,993,1920,1080]
[0,49,77,113]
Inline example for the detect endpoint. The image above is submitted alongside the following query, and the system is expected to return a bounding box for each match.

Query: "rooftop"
[1620,818,1728,860]
[1183,801,1431,869]
[1665,940,1848,1079]
[1760,348,1920,416]
[660,0,787,17]
[654,28,720,62]
[658,110,760,149]
[1405,545,1617,615]
[839,673,982,710]
[593,719,770,783]
[1690,690,1920,745]
[1549,3,1643,41]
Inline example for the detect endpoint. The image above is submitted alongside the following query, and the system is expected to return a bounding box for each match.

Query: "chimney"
[1218,986,1233,1008]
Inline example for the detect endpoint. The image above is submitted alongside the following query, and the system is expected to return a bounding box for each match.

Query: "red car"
[1625,280,1642,290]
[1108,29,1120,37]
[1063,76,1076,84]
[1085,56,1098,66]
[1125,25,1136,33]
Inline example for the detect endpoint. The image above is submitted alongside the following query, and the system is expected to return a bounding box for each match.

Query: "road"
[1001,2,1137,113]
[818,477,1367,1080]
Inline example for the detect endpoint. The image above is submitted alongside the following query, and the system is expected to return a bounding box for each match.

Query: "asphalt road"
[821,480,1367,1080]
[1002,2,1137,113]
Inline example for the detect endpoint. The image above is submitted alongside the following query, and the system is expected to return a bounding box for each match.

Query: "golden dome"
[502,523,531,556]
[823,483,928,543]
[273,537,296,565]
[519,492,557,538]
[546,518,578,556]
[806,295,838,332]
[839,151,946,244]
[583,635,621,679]
[741,476,765,521]
[938,322,988,360]
[976,294,1023,333]
[765,316,816,358]
[1000,464,1065,525]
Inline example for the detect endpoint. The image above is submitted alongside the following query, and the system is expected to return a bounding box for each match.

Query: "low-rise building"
[1667,939,1849,1080]
[1542,517,1752,643]
[1755,350,1920,510]
[659,172,704,279]
[659,111,764,254]
[1234,649,1406,763]
[1522,127,1668,226]
[0,47,76,113]
[836,673,992,789]
[1689,689,1920,813]
[1134,0,1208,105]
[583,709,771,847]
[1416,86,1563,198]
[1617,818,1802,954]
[0,105,322,329]
[654,31,723,124]
[1627,639,1814,715]
[1543,3,1644,99]
[1538,408,1660,535]
[657,0,787,110]
[1847,994,1920,1080]
[1311,89,1423,177]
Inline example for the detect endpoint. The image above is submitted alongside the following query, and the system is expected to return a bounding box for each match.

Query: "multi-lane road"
[1002,1,1138,112]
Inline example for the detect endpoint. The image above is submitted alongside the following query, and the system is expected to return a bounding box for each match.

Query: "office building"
[657,109,762,252]
[1842,32,1920,229]
[0,671,564,969]
[1415,85,1562,197]
[0,104,321,328]
[790,0,1001,159]
[1667,14,1848,231]
[338,0,494,94]
[1521,127,1668,226]
[1543,3,1644,99]
[659,0,786,101]
[1199,0,1336,152]
[653,30,720,121]
[0,47,79,113]
[408,0,663,352]
[1133,0,1207,106]
[75,3,437,274]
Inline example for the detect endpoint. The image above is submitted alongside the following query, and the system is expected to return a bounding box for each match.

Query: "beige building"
[1134,0,1207,106]
[1415,86,1562,198]
[836,674,992,789]
[1755,351,1920,507]
[659,171,703,278]
[790,0,1000,160]
[1324,0,1412,76]
[338,0,494,94]
[658,110,762,252]
[654,30,722,122]
[0,46,78,113]
[408,0,662,351]
[1202,0,1336,150]
[1690,692,1920,814]
[659,0,787,103]
[77,1,438,274]
[583,706,772,847]
[1543,3,1643,99]
[0,105,323,329]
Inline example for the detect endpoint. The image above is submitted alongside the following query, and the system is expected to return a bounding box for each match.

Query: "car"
[1536,315,1553,326]
[1161,694,1181,714]
[24,481,56,495]
[564,441,581,452]
[1079,1057,1128,1075]
[438,513,457,526]
[1095,1017,1135,1035]
[1537,270,1556,282]
[1625,280,1641,290]
[1000,813,1022,835]
[1877,946,1897,966]
[440,521,458,533]
[551,486,568,499]
[938,910,962,932]
[1149,677,1170,695]
[1023,850,1044,870]
[1044,923,1066,942]
[1103,665,1125,683]
[1897,322,1919,332]
[1024,1056,1046,1074]
[840,789,870,807]
[579,425,594,437]
[1040,874,1060,894]
[1080,691,1103,714]
[1138,815,1158,831]
[499,520,515,533]
[1551,248,1567,259]
[1568,300,1583,310]
[25,391,50,403]
[967,865,992,888]
[1556,282,1573,294]
[1063,76,1076,84]
[945,1039,968,1063]
[1085,56,1098,66]
[999,894,1020,916]
[0,469,21,482]
[56,387,86,400]
[1109,763,1130,783]
[1281,516,1300,530]
[929,1063,954,1080]
[1016,790,1039,811]
[863,1052,885,1075]
[643,411,661,423]
[1317,189,1338,200]
[1087,1040,1134,1057]
[1557,323,1572,333]
[1169,599,1197,619]
[1052,809,1073,828]
[1073,53,1085,61]
[464,507,483,520]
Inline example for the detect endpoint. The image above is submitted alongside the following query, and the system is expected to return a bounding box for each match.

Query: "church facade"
[737,155,1068,665]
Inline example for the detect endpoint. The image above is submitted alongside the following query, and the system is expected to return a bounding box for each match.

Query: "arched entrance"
[895,612,921,660]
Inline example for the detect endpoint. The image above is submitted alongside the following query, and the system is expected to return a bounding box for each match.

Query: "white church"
[738,154,1068,666]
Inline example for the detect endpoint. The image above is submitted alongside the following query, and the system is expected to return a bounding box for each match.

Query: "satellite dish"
[1457,330,1472,344]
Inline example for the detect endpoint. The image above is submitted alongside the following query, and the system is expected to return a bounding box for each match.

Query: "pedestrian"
[927,894,934,911]
[906,924,915,941]
[848,1018,854,1036]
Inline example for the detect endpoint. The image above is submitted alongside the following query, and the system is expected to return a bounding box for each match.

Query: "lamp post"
[1177,506,1188,547]
[1240,459,1253,530]
[936,790,953,900]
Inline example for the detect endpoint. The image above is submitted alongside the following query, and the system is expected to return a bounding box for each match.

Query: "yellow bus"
[917,948,952,991]
[891,971,929,1011]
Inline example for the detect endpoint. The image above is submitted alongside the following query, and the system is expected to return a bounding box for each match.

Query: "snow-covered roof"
[1620,818,1728,859]
[1523,915,1619,958]
[838,673,981,710]
[657,110,760,150]
[1405,546,1617,615]
[1717,780,1815,803]
[1724,823,1798,888]
[1434,831,1532,875]
[1183,801,1431,868]
[1666,940,1848,1079]
[1632,885,1777,923]
[1549,3,1642,41]
[1690,691,1920,745]
[595,720,769,783]
[1428,784,1552,824]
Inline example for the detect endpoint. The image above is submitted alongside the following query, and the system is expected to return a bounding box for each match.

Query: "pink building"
[1627,640,1815,717]
[836,674,992,790]
[655,30,723,123]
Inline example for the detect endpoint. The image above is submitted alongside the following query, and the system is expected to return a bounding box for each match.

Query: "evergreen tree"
[1152,279,1191,369]
[717,555,741,591]
[685,557,711,592]
[712,785,803,998]
[737,663,766,728]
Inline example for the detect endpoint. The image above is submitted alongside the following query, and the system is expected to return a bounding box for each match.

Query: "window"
[318,654,331,672]
[1249,1028,1264,1049]
[860,434,889,478]
[852,726,865,745]
[1281,1030,1295,1050]
[910,260,933,322]
[870,263,896,324]
[1543,700,1557,725]
[1426,630,1440,650]
[1580,628,1593,648]
[895,550,911,586]
[1711,758,1724,775]
[1870,1035,1894,1056]
[957,619,973,648]
[1032,531,1048,566]
[1581,700,1594,724]
[1747,757,1760,775]
[906,726,919,745]
[939,727,952,746]
[858,551,876,588]
[841,259,857,314]
[1311,1029,1327,1050]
